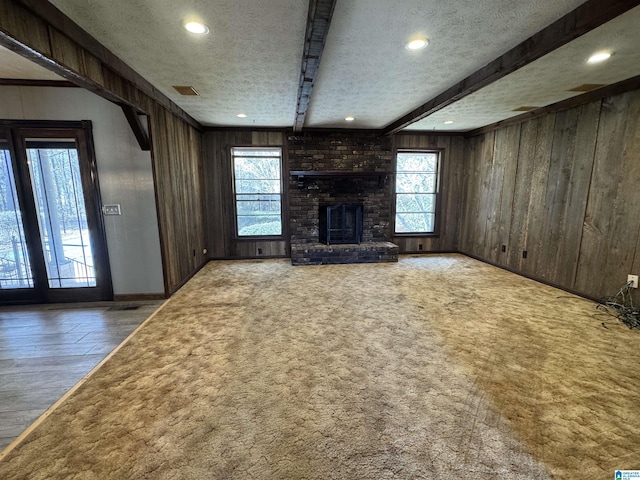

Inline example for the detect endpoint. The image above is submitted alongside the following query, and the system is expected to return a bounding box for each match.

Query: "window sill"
[236,236,286,241]
[393,232,440,238]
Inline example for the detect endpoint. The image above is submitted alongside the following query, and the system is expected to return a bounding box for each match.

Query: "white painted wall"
[0,86,164,295]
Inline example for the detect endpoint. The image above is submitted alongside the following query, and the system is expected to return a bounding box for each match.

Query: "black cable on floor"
[597,281,640,330]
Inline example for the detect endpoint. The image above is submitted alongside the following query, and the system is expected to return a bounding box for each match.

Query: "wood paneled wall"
[149,108,206,294]
[393,134,465,253]
[203,130,288,259]
[459,90,640,300]
[204,131,464,258]
[0,0,207,294]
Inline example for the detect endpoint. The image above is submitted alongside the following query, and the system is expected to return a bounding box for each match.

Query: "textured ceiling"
[407,5,640,132]
[48,0,589,129]
[0,45,65,81]
[7,1,636,131]
[50,0,309,127]
[305,0,586,129]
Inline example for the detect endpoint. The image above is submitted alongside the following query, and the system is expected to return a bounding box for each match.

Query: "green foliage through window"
[232,147,283,237]
[395,151,439,234]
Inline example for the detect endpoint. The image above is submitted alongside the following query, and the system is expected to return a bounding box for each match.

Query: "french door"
[0,121,112,304]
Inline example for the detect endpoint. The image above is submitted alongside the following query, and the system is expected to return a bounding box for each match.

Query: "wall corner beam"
[121,105,151,151]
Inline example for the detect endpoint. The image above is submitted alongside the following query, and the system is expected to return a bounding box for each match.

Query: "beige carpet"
[0,254,638,479]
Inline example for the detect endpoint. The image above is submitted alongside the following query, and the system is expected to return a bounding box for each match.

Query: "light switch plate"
[103,204,121,215]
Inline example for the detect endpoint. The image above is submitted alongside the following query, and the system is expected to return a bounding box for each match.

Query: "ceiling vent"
[512,106,538,112]
[172,86,199,96]
[568,83,607,92]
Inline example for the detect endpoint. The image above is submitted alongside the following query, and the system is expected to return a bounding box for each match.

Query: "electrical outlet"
[628,274,638,288]
[102,204,121,215]
[418,244,423,251]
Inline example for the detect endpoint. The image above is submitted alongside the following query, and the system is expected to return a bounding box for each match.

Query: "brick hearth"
[291,242,399,266]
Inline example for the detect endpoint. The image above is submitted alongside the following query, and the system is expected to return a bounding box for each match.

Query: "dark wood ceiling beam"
[0,29,134,107]
[293,0,337,132]
[382,0,640,135]
[10,0,201,130]
[121,105,151,151]
[0,78,77,87]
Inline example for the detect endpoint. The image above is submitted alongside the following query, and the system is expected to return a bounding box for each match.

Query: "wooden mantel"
[290,170,393,179]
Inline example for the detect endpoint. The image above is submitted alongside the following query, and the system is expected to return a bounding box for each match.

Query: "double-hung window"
[394,150,440,235]
[232,147,283,237]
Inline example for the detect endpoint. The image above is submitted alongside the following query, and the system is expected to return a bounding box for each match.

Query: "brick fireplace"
[288,131,399,265]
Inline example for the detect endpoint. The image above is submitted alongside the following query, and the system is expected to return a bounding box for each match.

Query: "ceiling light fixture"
[184,21,210,35]
[236,113,247,118]
[406,38,428,50]
[443,120,454,124]
[345,116,355,121]
[587,51,611,64]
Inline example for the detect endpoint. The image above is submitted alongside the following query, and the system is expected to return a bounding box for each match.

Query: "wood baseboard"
[113,293,167,302]
[168,260,210,296]
[209,255,289,260]
[399,249,459,255]
[460,251,600,303]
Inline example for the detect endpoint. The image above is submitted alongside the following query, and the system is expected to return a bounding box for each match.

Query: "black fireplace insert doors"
[319,203,363,244]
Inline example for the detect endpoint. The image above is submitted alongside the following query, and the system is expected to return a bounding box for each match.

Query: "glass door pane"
[26,142,96,288]
[0,141,33,289]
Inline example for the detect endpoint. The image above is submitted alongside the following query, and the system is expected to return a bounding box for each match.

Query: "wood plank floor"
[0,301,163,450]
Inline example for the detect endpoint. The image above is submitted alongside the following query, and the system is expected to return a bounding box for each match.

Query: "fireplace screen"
[319,203,363,245]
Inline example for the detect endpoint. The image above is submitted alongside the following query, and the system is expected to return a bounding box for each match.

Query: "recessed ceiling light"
[443,120,454,124]
[184,21,209,34]
[587,51,611,64]
[406,38,428,50]
[345,116,355,122]
[236,113,247,118]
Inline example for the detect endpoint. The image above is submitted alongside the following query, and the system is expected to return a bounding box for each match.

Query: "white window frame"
[231,147,284,238]
[394,149,442,236]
